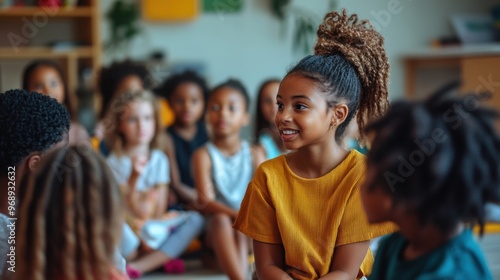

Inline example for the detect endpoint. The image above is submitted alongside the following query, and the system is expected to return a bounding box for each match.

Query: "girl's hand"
[132,155,148,175]
[161,211,179,220]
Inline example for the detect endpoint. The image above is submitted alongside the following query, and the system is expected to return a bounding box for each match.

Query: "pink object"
[125,265,142,279]
[164,258,185,274]
[37,0,61,7]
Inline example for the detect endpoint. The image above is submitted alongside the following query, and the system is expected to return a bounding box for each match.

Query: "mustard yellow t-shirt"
[233,150,396,279]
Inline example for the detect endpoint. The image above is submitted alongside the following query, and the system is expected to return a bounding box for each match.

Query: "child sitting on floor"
[362,82,498,279]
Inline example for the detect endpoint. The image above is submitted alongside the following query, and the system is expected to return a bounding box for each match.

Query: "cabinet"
[404,44,500,130]
[0,0,101,94]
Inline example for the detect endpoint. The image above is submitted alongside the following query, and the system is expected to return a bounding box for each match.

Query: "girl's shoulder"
[250,143,266,169]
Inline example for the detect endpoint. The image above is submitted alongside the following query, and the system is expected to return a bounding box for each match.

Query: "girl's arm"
[154,183,168,218]
[319,240,370,280]
[192,147,238,218]
[162,132,197,204]
[253,240,292,280]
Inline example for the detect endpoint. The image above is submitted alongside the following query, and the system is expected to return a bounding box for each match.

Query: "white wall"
[100,0,498,104]
[337,0,499,99]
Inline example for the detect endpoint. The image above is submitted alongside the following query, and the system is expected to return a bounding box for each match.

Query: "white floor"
[139,233,500,280]
[140,259,229,280]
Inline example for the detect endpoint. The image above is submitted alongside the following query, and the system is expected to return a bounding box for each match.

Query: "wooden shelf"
[403,43,500,60]
[0,7,92,17]
[0,47,94,58]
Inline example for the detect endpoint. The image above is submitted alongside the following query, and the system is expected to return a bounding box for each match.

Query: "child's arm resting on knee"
[319,240,370,280]
[253,240,292,280]
[192,147,238,218]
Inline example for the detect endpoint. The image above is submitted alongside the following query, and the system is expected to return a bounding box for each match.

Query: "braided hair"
[16,146,123,280]
[288,9,389,143]
[365,82,500,235]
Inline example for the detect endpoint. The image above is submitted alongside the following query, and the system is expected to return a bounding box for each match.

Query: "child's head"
[277,10,389,148]
[361,84,500,235]
[16,146,123,280]
[22,59,75,118]
[98,60,151,119]
[255,79,280,138]
[0,89,70,175]
[105,90,162,154]
[155,70,209,127]
[206,79,250,138]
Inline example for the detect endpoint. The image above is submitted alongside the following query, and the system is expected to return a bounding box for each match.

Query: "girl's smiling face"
[275,74,337,151]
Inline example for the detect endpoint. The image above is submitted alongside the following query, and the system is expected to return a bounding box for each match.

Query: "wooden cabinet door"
[461,57,500,130]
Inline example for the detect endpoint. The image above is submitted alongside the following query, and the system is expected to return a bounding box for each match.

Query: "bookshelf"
[403,43,500,130]
[0,0,101,94]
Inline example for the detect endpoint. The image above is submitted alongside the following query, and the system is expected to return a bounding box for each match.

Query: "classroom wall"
[1,0,497,130]
[99,0,498,100]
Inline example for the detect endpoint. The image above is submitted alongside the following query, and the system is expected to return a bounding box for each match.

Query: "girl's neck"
[124,143,150,158]
[212,133,242,156]
[287,142,348,179]
[173,122,198,141]
[398,218,464,260]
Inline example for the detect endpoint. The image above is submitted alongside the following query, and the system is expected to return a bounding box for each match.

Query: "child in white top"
[105,90,203,278]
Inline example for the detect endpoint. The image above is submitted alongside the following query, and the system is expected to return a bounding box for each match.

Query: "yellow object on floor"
[185,238,202,253]
[474,223,500,234]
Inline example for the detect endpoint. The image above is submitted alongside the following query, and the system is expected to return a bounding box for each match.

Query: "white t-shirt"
[106,149,170,190]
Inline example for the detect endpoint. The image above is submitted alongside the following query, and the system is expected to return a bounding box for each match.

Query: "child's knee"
[209,213,232,229]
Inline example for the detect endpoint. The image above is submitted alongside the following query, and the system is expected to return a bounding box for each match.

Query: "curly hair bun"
[315,9,390,137]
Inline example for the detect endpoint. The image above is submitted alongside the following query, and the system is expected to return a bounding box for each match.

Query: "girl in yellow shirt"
[233,10,396,280]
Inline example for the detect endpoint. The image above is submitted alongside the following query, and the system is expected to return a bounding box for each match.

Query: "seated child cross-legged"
[362,82,499,279]
[234,10,397,280]
[192,79,265,280]
[104,90,203,278]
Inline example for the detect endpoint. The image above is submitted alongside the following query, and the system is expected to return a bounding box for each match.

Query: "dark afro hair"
[365,82,500,235]
[210,79,250,112]
[97,60,151,119]
[0,89,70,169]
[154,70,209,104]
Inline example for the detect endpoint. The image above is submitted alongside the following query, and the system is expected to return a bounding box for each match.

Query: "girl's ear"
[27,153,42,172]
[331,104,349,126]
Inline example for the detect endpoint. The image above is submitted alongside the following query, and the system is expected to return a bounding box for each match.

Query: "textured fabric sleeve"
[233,168,282,244]
[337,178,397,246]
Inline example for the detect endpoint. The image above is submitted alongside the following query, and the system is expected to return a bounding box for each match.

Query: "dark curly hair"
[155,70,209,104]
[22,60,76,120]
[288,9,390,144]
[365,82,500,235]
[97,59,151,119]
[210,79,250,112]
[0,89,70,170]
